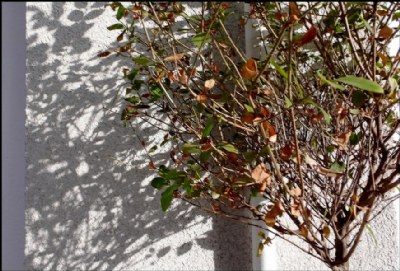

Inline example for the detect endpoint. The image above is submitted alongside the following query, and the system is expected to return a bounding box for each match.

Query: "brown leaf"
[335,131,351,150]
[97,51,111,57]
[280,144,293,160]
[322,225,330,239]
[262,121,277,143]
[196,94,208,104]
[377,52,389,66]
[178,69,188,85]
[289,2,300,16]
[264,201,284,227]
[290,187,302,197]
[164,53,185,62]
[242,59,258,80]
[241,112,256,124]
[204,79,216,90]
[117,32,124,42]
[290,200,301,217]
[378,25,393,39]
[299,224,308,238]
[148,161,156,169]
[260,106,271,118]
[376,9,388,16]
[251,163,272,187]
[294,25,317,47]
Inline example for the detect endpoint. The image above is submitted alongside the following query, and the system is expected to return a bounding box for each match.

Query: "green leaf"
[335,75,383,94]
[270,59,288,80]
[124,96,140,104]
[349,132,361,145]
[149,84,163,102]
[303,96,331,124]
[126,69,138,81]
[219,143,238,154]
[151,177,168,189]
[316,70,345,90]
[132,80,144,91]
[183,178,192,195]
[329,161,345,173]
[134,55,152,66]
[107,23,124,30]
[116,5,125,20]
[161,185,178,211]
[366,223,378,245]
[191,32,211,48]
[257,242,264,257]
[284,95,293,108]
[202,117,215,138]
[182,143,201,154]
[199,150,212,163]
[389,77,398,93]
[244,104,255,113]
[352,89,368,108]
[158,165,186,181]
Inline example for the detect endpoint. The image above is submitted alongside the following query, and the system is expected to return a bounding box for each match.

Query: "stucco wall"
[25,2,398,271]
[25,2,251,270]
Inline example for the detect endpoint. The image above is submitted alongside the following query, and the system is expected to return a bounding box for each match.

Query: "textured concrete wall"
[25,2,251,270]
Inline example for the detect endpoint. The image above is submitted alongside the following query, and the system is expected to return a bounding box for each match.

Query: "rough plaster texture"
[25,2,251,270]
[25,2,398,271]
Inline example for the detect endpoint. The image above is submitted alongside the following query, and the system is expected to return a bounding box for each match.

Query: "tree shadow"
[25,2,251,270]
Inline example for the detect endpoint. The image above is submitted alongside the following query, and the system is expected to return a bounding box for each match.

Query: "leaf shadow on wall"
[25,2,251,270]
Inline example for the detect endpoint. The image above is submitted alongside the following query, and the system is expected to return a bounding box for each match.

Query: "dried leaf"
[242,59,258,80]
[378,25,393,39]
[262,121,277,143]
[97,51,111,57]
[280,144,293,160]
[322,225,330,239]
[164,53,185,62]
[294,25,317,47]
[148,161,156,169]
[335,131,351,150]
[204,79,216,90]
[264,201,284,227]
[291,200,301,217]
[196,94,208,103]
[376,10,388,16]
[241,112,256,124]
[299,224,308,238]
[251,163,271,186]
[290,187,302,197]
[178,69,188,85]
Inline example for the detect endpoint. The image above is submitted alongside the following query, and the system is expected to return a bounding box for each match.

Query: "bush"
[100,2,400,270]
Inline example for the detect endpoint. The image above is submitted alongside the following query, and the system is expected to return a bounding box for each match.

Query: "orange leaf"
[164,53,185,62]
[204,79,216,90]
[148,161,156,169]
[251,163,271,186]
[289,2,300,16]
[378,25,393,39]
[262,121,277,143]
[196,94,208,104]
[280,144,293,160]
[241,112,256,124]
[294,25,317,47]
[264,201,284,226]
[242,59,258,80]
[376,10,388,16]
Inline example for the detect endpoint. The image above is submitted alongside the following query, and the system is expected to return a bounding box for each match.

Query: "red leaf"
[294,25,317,47]
[97,51,111,57]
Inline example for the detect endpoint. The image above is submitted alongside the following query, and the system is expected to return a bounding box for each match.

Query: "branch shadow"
[25,2,251,271]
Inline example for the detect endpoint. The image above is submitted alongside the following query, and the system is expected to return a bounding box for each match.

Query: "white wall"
[25,2,251,270]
